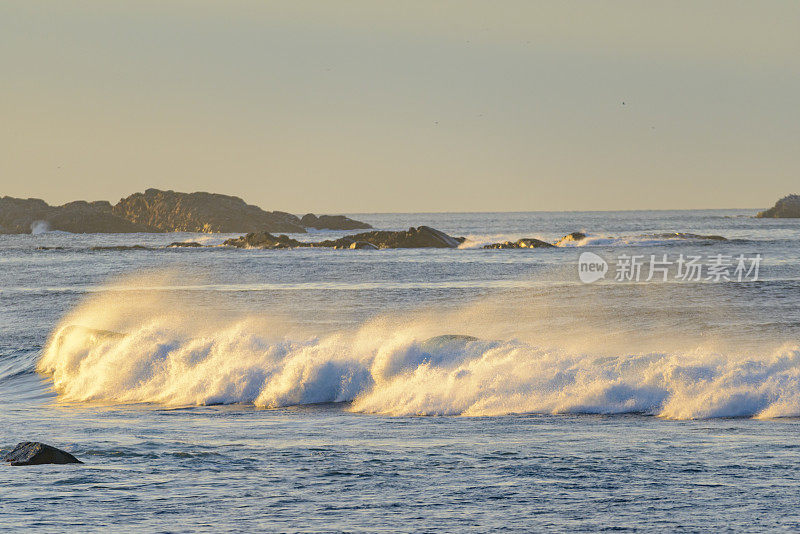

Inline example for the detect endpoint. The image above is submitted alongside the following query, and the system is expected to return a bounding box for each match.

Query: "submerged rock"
[301,213,372,230]
[757,194,800,218]
[4,442,82,466]
[484,238,554,249]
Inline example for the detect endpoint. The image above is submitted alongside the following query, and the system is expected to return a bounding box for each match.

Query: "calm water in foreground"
[2,210,799,532]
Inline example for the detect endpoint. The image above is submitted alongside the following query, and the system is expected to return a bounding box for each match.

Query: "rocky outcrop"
[300,213,372,230]
[0,189,373,234]
[316,226,463,249]
[222,232,304,249]
[4,442,82,466]
[0,196,152,234]
[757,194,800,218]
[112,189,307,233]
[223,226,463,249]
[483,238,554,249]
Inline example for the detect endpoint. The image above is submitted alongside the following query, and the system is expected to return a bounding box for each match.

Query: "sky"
[1,1,799,213]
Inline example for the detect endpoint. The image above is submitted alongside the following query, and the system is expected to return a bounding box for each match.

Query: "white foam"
[554,233,729,247]
[457,233,551,249]
[36,271,800,419]
[459,233,726,249]
[30,220,51,234]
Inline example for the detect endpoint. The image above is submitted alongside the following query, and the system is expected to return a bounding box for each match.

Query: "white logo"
[578,252,608,283]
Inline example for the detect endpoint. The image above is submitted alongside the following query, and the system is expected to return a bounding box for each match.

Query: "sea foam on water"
[37,270,800,419]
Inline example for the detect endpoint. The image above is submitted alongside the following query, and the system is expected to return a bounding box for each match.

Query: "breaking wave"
[36,272,800,419]
[554,233,729,248]
[458,232,734,249]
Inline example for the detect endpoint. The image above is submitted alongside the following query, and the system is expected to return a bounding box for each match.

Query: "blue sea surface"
[2,210,800,532]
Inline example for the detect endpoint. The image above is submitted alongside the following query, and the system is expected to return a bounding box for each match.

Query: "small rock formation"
[757,194,800,218]
[301,213,372,230]
[222,232,304,249]
[222,226,463,249]
[349,241,379,250]
[554,232,587,246]
[483,238,554,249]
[4,442,82,466]
[317,226,463,249]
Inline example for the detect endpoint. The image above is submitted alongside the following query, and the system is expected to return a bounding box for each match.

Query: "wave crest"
[38,321,800,419]
[36,271,800,419]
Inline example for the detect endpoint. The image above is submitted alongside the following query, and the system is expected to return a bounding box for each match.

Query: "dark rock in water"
[484,238,554,249]
[301,213,372,230]
[222,232,305,249]
[4,442,82,466]
[349,241,379,250]
[223,226,462,250]
[113,189,307,233]
[168,241,204,248]
[316,226,462,249]
[757,194,800,218]
[554,232,587,246]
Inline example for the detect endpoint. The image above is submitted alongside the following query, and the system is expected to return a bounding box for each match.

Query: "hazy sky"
[1,1,798,213]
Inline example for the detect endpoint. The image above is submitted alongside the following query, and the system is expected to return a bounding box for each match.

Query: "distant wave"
[36,272,800,419]
[460,232,740,249]
[554,233,730,248]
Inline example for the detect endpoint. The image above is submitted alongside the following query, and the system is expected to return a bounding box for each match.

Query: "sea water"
[2,210,800,531]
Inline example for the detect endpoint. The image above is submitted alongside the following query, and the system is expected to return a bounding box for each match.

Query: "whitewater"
[3,210,800,531]
[38,272,800,419]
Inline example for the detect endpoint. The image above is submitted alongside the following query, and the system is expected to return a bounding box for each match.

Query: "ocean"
[2,210,800,532]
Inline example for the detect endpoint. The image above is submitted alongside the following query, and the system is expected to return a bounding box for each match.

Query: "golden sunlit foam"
[37,268,800,419]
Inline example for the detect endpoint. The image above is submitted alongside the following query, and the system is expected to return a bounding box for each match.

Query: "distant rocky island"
[757,194,800,218]
[0,189,371,234]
